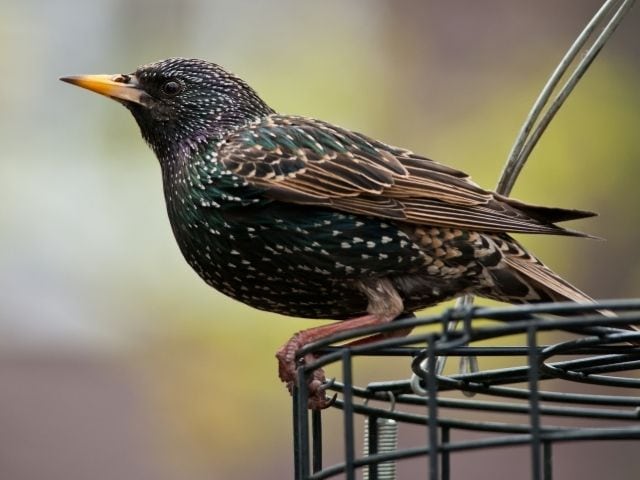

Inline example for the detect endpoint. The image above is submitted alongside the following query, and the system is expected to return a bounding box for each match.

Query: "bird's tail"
[472,233,588,303]
[475,234,638,333]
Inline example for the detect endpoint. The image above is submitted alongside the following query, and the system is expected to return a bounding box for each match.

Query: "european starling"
[61,58,602,408]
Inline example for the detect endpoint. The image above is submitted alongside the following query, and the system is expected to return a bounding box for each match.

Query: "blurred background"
[1,0,639,478]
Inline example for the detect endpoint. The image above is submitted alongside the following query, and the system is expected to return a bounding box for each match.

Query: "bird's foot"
[276,332,337,410]
[276,313,408,409]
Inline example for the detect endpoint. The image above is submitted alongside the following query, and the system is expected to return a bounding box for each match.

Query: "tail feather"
[476,234,631,326]
[474,233,591,304]
[500,253,594,304]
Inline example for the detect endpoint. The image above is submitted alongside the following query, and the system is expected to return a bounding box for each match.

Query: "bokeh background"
[2,1,640,478]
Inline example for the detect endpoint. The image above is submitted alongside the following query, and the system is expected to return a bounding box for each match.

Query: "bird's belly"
[178,235,370,319]
[169,204,440,318]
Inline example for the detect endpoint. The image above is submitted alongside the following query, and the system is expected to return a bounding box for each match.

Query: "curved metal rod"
[497,0,636,195]
[433,0,636,383]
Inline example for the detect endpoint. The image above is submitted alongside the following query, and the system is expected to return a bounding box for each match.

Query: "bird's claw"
[308,390,338,410]
[310,378,338,409]
[276,339,336,410]
[303,370,337,409]
[320,377,336,391]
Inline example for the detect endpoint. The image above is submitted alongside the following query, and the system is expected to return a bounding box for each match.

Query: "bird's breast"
[162,188,438,318]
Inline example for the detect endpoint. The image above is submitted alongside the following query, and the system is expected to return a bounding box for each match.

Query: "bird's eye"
[162,80,181,96]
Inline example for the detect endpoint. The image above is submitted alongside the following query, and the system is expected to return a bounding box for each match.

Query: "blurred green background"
[1,1,639,479]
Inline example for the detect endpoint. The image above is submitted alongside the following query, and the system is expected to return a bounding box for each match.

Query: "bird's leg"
[345,322,414,347]
[276,313,402,409]
[277,278,408,409]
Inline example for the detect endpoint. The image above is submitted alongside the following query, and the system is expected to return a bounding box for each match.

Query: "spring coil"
[363,416,398,480]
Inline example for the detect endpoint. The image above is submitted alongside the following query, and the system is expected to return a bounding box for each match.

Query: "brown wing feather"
[218,115,595,236]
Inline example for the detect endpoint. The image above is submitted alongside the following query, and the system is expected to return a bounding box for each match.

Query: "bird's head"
[61,58,274,161]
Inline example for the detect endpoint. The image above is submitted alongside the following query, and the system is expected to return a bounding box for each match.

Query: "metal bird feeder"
[292,301,640,480]
[289,1,639,478]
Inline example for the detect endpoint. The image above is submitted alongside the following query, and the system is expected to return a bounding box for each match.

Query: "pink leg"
[276,314,413,409]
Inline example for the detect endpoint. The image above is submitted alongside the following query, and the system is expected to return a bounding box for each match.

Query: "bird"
[61,57,605,409]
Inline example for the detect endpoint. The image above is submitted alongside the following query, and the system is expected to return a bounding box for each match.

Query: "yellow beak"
[60,74,150,106]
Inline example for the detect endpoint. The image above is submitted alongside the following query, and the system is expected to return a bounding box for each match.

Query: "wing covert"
[218,115,593,236]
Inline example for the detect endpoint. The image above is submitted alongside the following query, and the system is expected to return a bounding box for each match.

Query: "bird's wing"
[218,116,594,236]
